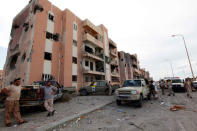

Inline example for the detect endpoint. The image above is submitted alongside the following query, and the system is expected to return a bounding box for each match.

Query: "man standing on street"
[184,78,192,98]
[0,78,27,127]
[38,81,57,117]
[167,79,175,96]
[149,80,156,99]
[160,79,165,95]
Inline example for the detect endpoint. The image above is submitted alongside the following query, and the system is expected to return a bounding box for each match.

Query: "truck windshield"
[172,79,182,83]
[123,80,141,87]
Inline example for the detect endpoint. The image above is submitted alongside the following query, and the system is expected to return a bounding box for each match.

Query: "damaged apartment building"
[118,51,150,84]
[3,0,120,89]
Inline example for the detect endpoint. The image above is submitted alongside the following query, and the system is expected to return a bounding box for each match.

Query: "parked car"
[0,80,65,108]
[192,81,197,89]
[115,79,151,107]
[79,80,119,96]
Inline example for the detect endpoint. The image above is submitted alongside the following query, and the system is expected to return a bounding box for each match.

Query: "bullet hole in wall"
[23,22,29,32]
[34,4,44,14]
[13,24,19,29]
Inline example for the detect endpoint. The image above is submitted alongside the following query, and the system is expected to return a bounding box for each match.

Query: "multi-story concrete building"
[3,0,120,89]
[0,70,3,88]
[118,51,142,84]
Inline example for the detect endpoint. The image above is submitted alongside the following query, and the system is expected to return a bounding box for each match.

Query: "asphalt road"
[61,90,197,131]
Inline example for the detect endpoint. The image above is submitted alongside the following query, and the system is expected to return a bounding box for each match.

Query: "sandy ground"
[0,96,114,131]
[61,90,197,131]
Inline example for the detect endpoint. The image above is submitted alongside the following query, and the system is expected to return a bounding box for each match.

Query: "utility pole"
[172,34,195,79]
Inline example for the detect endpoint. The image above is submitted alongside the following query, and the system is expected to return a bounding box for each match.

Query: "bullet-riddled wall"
[3,0,120,89]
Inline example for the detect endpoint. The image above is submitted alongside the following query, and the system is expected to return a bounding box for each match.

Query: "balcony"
[132,61,137,66]
[109,39,117,48]
[111,72,120,77]
[110,50,117,57]
[133,68,141,75]
[110,60,118,65]
[83,52,103,61]
[83,69,105,76]
[83,33,103,49]
[82,19,102,35]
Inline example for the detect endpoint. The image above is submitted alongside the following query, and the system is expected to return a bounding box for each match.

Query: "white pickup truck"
[115,79,151,107]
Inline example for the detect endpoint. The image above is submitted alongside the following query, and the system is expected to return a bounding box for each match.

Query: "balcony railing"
[83,33,103,49]
[110,60,118,65]
[111,72,120,77]
[110,50,117,57]
[83,52,103,61]
[83,68,105,76]
[82,19,102,35]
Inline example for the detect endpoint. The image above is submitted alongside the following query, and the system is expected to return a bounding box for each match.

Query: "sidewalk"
[0,96,114,131]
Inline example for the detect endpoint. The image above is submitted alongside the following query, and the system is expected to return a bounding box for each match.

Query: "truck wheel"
[116,100,121,106]
[137,95,143,107]
[80,89,88,96]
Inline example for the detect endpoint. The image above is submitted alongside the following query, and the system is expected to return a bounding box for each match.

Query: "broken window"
[85,61,89,67]
[96,61,104,72]
[85,46,93,54]
[90,62,93,71]
[48,13,54,21]
[72,75,77,82]
[9,53,20,70]
[21,53,26,63]
[34,4,44,14]
[105,56,110,64]
[73,23,77,30]
[46,32,53,39]
[73,40,77,46]
[44,52,52,61]
[23,22,29,32]
[72,57,77,64]
[46,32,60,42]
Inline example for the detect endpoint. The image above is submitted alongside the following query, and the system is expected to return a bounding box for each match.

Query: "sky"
[0,0,197,80]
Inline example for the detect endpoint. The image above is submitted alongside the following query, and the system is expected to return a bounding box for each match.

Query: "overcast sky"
[0,0,197,80]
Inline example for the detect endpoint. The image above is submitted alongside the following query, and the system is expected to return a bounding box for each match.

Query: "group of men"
[0,78,57,127]
[159,78,195,98]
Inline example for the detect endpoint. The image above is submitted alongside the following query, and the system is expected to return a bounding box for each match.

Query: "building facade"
[0,70,3,88]
[118,51,149,84]
[3,0,120,89]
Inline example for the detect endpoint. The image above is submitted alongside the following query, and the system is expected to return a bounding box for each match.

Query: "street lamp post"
[170,61,175,77]
[172,34,195,78]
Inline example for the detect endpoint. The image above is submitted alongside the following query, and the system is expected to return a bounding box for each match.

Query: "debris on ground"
[170,105,186,111]
[128,122,144,130]
[60,93,71,102]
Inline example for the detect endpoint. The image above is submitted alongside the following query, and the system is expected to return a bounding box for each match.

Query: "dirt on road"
[61,90,197,131]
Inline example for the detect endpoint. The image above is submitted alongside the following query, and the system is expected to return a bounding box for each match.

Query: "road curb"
[34,100,115,131]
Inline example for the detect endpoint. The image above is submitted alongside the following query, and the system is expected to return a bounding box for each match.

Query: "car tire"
[116,100,121,106]
[80,89,88,96]
[137,95,143,108]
